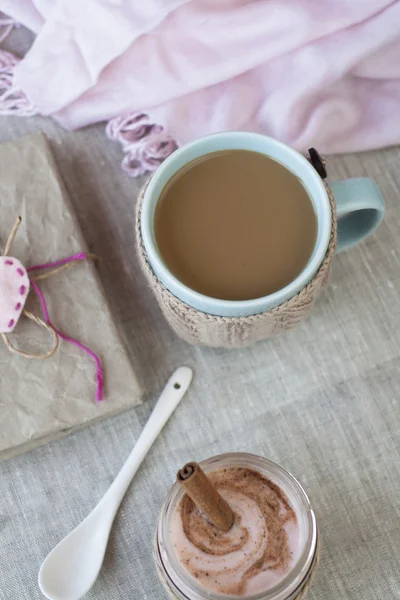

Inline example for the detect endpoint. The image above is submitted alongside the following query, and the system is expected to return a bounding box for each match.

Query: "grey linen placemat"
[0,25,399,600]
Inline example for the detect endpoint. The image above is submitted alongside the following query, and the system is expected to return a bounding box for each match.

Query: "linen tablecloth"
[0,27,399,600]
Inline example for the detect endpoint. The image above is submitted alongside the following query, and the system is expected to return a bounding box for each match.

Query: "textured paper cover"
[0,133,142,460]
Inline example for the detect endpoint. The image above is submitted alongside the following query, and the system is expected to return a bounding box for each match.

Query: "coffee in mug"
[154,150,317,301]
[141,132,384,322]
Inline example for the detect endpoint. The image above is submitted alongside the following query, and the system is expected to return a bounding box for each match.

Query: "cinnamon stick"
[177,462,234,532]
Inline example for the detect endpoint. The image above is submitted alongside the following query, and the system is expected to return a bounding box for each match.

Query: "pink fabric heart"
[0,256,30,333]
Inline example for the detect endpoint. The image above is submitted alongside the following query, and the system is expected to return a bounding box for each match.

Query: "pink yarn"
[27,253,104,402]
[27,252,87,272]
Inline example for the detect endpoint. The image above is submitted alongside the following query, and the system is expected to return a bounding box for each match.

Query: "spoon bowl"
[39,506,112,600]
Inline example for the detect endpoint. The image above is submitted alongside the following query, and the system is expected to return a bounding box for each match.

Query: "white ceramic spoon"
[38,366,193,600]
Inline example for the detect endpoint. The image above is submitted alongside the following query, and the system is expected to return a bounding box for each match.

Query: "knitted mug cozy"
[136,182,337,348]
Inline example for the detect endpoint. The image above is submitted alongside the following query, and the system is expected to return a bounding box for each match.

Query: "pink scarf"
[1,0,400,177]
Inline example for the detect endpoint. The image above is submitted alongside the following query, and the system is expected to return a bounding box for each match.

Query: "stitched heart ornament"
[0,256,30,333]
[0,216,104,401]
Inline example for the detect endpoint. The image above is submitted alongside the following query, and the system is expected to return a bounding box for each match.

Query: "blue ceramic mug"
[141,132,384,317]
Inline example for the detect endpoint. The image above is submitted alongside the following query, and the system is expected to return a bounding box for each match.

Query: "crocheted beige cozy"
[136,182,337,348]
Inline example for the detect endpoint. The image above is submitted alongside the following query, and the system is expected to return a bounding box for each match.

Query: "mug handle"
[328,178,385,253]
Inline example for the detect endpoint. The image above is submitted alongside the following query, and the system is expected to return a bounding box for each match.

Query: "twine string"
[1,310,59,359]
[29,253,98,282]
[4,216,21,256]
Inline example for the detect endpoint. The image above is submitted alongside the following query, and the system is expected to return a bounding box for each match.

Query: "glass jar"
[155,452,318,600]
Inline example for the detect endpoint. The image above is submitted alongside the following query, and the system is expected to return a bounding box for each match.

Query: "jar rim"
[156,452,318,600]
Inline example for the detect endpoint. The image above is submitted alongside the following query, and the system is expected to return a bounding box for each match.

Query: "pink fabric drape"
[1,0,400,176]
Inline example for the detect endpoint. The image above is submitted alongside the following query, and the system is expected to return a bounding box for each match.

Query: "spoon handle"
[99,366,193,515]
